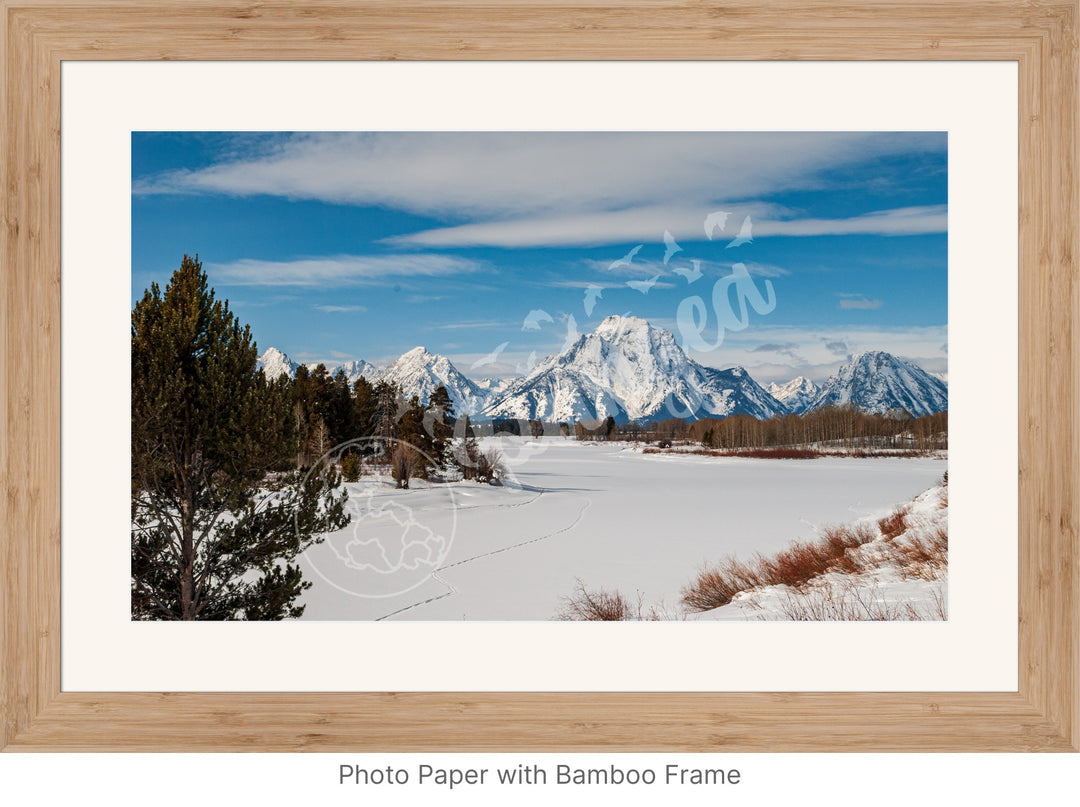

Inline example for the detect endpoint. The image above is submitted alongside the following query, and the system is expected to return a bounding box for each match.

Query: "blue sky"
[132,132,947,384]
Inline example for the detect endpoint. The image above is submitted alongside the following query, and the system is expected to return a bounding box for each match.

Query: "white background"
[61,62,1016,694]
[5,753,1078,805]
[5,57,1065,807]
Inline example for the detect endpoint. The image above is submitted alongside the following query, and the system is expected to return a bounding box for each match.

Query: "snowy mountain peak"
[257,347,299,380]
[848,350,898,369]
[337,358,380,384]
[483,317,785,423]
[595,314,653,340]
[807,351,947,417]
[767,376,821,414]
[380,346,488,415]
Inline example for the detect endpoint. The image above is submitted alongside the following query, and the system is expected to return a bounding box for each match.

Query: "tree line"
[568,407,947,452]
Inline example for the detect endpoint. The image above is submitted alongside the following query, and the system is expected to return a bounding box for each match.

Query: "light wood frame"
[1,0,1076,752]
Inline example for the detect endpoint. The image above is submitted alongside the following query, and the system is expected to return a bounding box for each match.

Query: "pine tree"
[371,379,401,443]
[352,376,376,440]
[339,451,361,483]
[290,364,313,467]
[397,395,434,478]
[131,254,349,620]
[329,368,356,444]
[426,384,456,467]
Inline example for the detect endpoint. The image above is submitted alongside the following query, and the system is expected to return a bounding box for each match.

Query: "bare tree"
[391,442,422,489]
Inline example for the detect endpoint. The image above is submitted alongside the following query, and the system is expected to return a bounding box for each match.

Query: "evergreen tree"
[371,379,401,443]
[352,376,376,440]
[426,384,456,466]
[130,254,349,620]
[339,451,361,483]
[290,364,313,468]
[397,395,435,477]
[604,415,617,440]
[329,368,356,444]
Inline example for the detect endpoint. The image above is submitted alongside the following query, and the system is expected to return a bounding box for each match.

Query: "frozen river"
[299,437,945,620]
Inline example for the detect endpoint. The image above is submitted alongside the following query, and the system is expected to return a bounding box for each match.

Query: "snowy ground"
[297,437,946,620]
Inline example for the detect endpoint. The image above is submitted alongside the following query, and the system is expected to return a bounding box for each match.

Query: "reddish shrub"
[681,521,881,612]
[680,557,762,611]
[720,448,824,460]
[557,580,633,620]
[877,505,911,541]
[893,525,948,579]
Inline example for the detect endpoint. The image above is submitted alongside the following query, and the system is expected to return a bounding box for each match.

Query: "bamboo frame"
[1,0,1076,752]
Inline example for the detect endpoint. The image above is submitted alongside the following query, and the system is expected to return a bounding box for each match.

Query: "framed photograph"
[2,1,1076,751]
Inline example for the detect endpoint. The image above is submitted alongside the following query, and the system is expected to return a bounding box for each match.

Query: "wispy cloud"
[313,304,367,313]
[387,204,946,249]
[427,320,508,331]
[838,294,884,310]
[576,255,789,280]
[739,261,791,278]
[750,341,805,362]
[758,205,947,238]
[207,254,484,286]
[548,280,629,290]
[134,132,944,219]
[684,324,947,383]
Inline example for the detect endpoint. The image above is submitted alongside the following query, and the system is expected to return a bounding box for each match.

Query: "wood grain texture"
[1,0,1076,752]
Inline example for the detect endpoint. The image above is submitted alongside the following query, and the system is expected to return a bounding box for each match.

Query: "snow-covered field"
[298,437,945,620]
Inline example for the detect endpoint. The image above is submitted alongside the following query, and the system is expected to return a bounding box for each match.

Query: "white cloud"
[427,320,509,331]
[757,205,947,238]
[388,204,946,249]
[313,304,367,313]
[838,295,884,310]
[207,254,484,286]
[136,132,945,244]
[548,280,628,290]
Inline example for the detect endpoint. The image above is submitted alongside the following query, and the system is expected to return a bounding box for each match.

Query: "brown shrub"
[892,524,948,580]
[390,443,423,489]
[778,581,941,621]
[680,557,763,611]
[877,504,912,541]
[721,448,824,459]
[757,522,878,587]
[681,522,879,612]
[556,580,633,621]
[642,447,724,457]
[755,541,832,588]
[822,522,877,573]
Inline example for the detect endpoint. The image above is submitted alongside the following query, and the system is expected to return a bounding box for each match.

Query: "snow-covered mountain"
[473,376,511,397]
[260,330,947,425]
[257,347,300,380]
[379,346,489,415]
[481,315,786,423]
[766,376,821,414]
[337,358,381,385]
[806,351,948,416]
[258,346,488,415]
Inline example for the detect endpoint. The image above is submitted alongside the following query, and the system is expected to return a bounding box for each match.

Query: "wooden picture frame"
[1,0,1076,752]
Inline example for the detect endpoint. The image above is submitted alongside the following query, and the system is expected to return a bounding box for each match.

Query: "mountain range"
[257,315,947,422]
